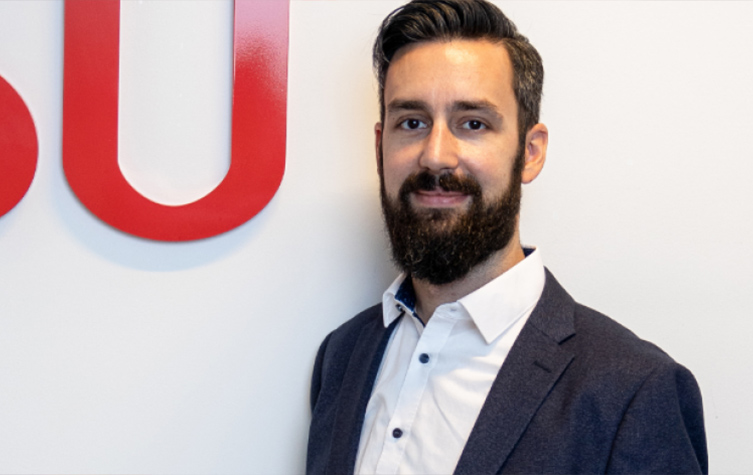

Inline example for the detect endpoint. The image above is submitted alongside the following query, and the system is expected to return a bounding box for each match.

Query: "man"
[307,0,708,473]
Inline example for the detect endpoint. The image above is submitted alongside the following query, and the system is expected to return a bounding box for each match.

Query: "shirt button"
[419,353,430,364]
[395,304,403,312]
[392,428,403,439]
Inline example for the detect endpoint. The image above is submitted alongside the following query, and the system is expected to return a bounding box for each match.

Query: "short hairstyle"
[373,0,544,141]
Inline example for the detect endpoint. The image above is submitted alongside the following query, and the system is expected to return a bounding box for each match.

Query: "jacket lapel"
[454,270,576,475]
[326,312,400,475]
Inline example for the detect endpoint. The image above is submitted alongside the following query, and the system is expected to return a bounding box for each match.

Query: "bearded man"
[307,1,707,473]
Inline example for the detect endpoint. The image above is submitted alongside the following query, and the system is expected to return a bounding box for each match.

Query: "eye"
[461,120,487,130]
[399,118,428,130]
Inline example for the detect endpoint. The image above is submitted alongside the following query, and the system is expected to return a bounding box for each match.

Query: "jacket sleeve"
[606,362,708,474]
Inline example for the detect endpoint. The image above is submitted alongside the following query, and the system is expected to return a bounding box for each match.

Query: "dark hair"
[373,0,544,141]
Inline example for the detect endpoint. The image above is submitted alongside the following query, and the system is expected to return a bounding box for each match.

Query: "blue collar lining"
[395,277,424,326]
[395,277,417,313]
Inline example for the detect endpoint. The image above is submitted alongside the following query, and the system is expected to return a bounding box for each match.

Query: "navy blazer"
[307,271,708,474]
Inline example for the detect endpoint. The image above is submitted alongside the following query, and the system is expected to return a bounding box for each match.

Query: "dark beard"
[380,150,523,286]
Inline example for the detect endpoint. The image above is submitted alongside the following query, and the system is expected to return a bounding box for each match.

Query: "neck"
[412,236,525,324]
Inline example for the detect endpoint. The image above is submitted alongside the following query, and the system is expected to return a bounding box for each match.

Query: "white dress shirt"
[354,248,545,475]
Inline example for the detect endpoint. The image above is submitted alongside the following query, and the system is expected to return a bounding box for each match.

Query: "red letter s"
[0,75,38,218]
[63,0,288,241]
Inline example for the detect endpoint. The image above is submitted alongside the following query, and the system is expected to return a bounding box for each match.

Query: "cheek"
[382,164,406,199]
[468,157,514,198]
[380,147,414,198]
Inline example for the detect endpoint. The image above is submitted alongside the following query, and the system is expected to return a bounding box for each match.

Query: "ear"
[521,123,548,184]
[375,122,383,175]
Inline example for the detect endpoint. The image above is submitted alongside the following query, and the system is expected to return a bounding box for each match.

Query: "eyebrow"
[386,99,502,118]
[453,100,501,116]
[386,99,429,114]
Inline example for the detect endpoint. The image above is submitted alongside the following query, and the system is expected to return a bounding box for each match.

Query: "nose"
[418,123,459,173]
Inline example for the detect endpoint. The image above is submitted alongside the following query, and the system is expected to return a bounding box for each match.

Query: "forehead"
[384,39,516,113]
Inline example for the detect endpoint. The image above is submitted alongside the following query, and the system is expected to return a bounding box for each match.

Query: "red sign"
[0,76,38,218]
[0,0,289,241]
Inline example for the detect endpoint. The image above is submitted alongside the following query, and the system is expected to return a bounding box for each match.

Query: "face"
[379,39,523,212]
[377,39,547,284]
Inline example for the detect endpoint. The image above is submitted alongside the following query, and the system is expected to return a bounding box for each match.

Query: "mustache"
[399,171,483,198]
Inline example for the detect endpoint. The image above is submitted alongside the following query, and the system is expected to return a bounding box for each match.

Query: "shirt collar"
[382,273,416,326]
[382,247,545,344]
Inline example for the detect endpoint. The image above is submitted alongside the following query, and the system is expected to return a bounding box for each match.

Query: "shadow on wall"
[50,167,277,272]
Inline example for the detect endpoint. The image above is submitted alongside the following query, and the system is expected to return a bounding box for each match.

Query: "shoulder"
[318,304,384,359]
[569,308,708,472]
[529,278,707,471]
[309,304,383,407]
[532,271,701,421]
[572,303,670,361]
[568,302,684,382]
[533,270,684,378]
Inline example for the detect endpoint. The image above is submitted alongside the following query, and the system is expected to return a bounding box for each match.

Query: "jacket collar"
[454,269,576,474]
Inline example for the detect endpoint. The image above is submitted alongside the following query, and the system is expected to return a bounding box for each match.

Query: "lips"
[412,189,469,207]
[399,171,482,208]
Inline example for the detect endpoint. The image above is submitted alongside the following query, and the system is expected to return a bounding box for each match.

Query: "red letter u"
[63,0,288,241]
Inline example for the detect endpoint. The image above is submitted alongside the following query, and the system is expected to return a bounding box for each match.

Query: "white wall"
[0,1,750,473]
